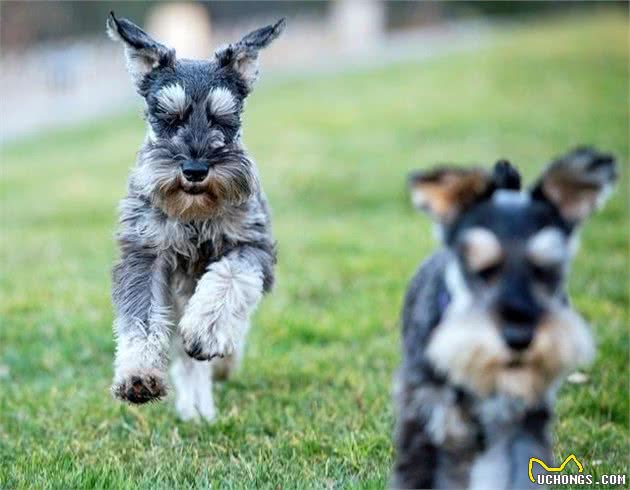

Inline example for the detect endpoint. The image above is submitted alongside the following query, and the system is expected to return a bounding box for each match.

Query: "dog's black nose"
[181,160,209,182]
[499,299,539,350]
[502,324,534,351]
[499,302,539,326]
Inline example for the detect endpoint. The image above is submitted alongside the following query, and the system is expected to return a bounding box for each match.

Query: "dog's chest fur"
[118,191,271,276]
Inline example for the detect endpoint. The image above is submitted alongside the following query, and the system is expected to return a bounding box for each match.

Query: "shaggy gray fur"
[107,12,283,412]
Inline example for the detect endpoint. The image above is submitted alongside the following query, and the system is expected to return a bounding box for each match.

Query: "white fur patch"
[207,87,236,117]
[209,129,226,149]
[235,54,260,89]
[170,341,216,422]
[113,318,171,384]
[157,84,188,115]
[179,257,263,359]
[444,260,473,311]
[126,52,159,85]
[462,227,503,272]
[106,21,122,43]
[410,186,429,210]
[493,189,530,207]
[527,227,567,266]
[145,124,158,143]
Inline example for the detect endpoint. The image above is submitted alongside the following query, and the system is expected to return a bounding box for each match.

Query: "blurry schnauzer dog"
[106,13,284,421]
[391,148,617,489]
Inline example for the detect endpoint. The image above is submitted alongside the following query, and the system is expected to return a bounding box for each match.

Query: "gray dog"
[107,12,284,421]
[391,148,617,488]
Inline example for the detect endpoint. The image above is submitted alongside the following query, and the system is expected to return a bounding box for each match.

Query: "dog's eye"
[206,105,219,126]
[531,264,559,283]
[154,104,192,131]
[477,263,503,282]
[206,110,240,142]
[171,105,192,126]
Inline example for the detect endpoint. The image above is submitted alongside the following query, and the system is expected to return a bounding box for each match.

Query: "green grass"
[1,11,628,489]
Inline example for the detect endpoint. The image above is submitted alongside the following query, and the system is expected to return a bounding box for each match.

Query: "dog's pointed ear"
[106,12,175,88]
[530,147,618,226]
[408,167,492,223]
[214,18,286,92]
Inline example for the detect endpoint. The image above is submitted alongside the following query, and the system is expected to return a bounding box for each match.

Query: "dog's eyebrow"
[461,227,503,272]
[156,83,188,114]
[527,227,567,266]
[207,87,236,117]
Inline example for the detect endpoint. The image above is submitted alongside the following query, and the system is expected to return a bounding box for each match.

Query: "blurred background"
[1,0,626,142]
[1,1,628,487]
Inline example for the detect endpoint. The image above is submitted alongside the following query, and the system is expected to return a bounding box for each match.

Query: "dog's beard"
[425,306,594,405]
[132,145,258,221]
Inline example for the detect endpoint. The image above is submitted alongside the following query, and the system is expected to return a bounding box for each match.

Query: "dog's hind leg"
[212,320,250,381]
[170,337,215,422]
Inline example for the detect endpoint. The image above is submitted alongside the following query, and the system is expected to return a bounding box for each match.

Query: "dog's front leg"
[508,409,551,489]
[469,407,551,490]
[111,247,172,404]
[179,246,271,361]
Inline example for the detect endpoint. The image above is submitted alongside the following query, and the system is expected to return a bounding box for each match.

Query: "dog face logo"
[528,454,584,483]
[107,12,285,220]
[409,148,618,401]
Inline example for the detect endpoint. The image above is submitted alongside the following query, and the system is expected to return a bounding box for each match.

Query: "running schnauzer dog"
[106,12,284,421]
[391,148,617,488]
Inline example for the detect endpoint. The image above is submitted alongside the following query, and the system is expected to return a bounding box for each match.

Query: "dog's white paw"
[111,368,168,404]
[175,394,200,421]
[171,344,217,423]
[195,397,216,423]
[174,395,215,423]
[180,323,237,362]
[179,260,262,361]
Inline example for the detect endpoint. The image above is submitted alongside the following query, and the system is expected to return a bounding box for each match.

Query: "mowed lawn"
[1,12,627,489]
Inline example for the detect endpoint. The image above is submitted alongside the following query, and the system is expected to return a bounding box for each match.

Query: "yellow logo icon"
[528,454,584,483]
